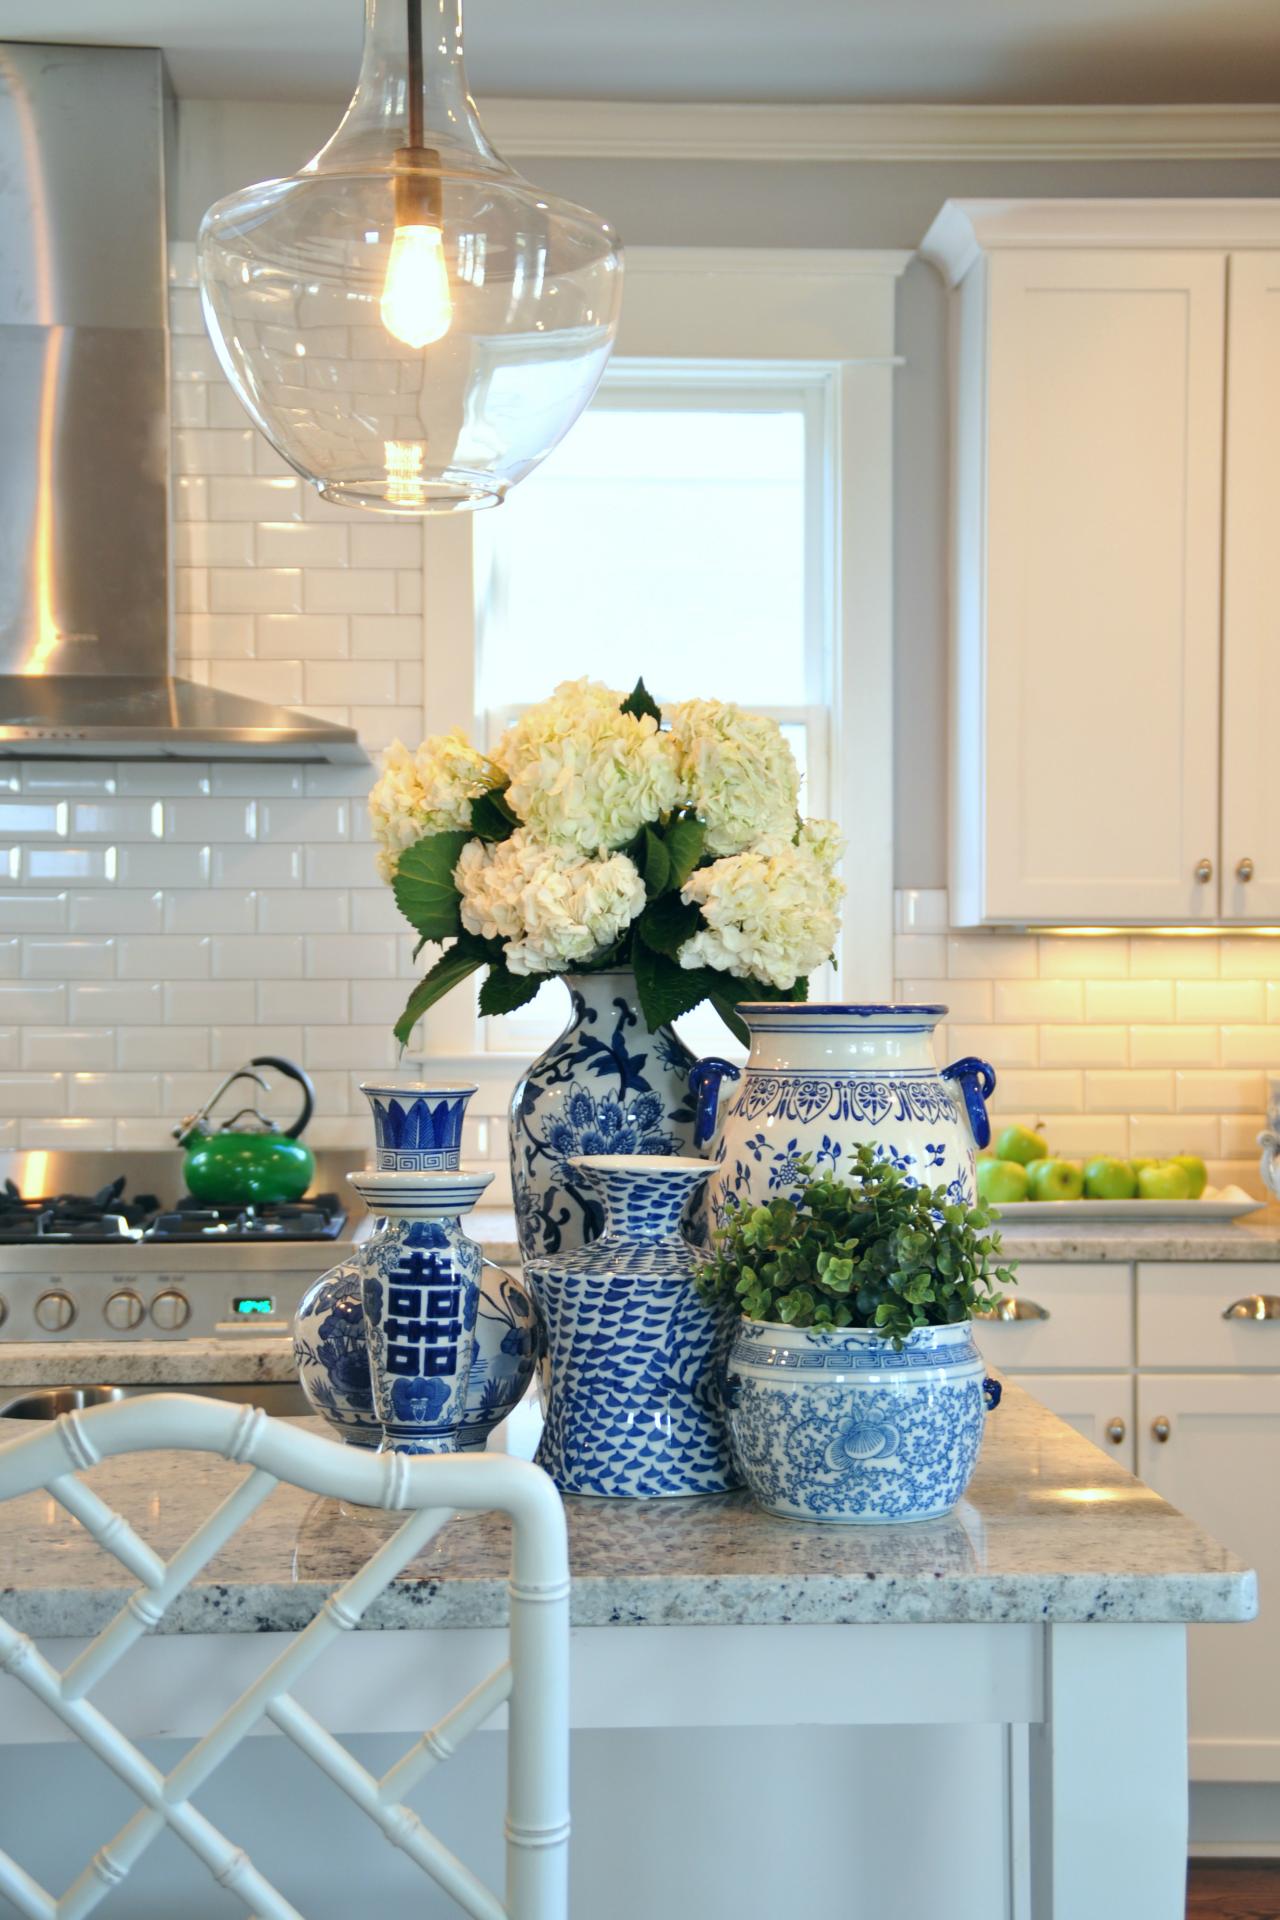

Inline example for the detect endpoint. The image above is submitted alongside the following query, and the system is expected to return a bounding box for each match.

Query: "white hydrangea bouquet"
[370,677,844,1048]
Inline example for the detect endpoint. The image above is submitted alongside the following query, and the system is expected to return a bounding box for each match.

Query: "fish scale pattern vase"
[692,1004,996,1226]
[509,971,700,1263]
[524,1155,740,1498]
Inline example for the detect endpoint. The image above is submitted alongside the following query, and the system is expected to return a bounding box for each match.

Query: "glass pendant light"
[197,0,623,513]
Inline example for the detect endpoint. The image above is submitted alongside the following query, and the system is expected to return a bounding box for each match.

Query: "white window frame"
[416,244,908,1083]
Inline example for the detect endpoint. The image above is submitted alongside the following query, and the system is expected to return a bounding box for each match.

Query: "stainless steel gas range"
[0,1151,369,1417]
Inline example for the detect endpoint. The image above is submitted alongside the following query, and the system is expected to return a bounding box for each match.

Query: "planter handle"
[983,1376,1003,1413]
[690,1057,742,1149]
[941,1056,997,1151]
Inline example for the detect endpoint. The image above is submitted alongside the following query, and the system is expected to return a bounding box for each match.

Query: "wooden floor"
[1188,1863,1280,1919]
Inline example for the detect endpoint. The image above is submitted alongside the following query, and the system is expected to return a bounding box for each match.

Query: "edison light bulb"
[381,223,452,349]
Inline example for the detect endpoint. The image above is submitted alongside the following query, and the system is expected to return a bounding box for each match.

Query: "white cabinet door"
[1005,1371,1135,1472]
[1136,1373,1279,1782]
[976,250,1225,923]
[1221,250,1280,920]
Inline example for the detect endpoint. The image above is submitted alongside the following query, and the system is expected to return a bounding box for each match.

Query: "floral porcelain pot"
[293,1081,538,1450]
[691,1004,995,1225]
[509,971,700,1263]
[726,1319,1000,1525]
[524,1154,740,1498]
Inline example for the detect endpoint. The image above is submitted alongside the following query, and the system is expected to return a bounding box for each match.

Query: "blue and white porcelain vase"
[352,1166,492,1454]
[524,1154,740,1498]
[293,1081,539,1450]
[691,1004,996,1226]
[509,971,700,1263]
[726,1319,1001,1525]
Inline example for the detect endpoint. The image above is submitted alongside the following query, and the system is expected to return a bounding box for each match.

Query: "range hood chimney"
[0,43,362,762]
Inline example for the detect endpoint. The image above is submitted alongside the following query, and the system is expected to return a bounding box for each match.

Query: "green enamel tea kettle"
[174,1055,316,1207]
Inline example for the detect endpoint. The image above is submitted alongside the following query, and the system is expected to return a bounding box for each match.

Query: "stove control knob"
[150,1289,191,1332]
[104,1290,145,1332]
[34,1290,76,1333]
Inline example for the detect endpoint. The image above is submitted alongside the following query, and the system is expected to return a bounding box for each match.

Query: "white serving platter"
[995,1185,1266,1225]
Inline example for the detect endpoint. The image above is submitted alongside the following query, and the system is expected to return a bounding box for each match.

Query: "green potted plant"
[700,1145,1015,1524]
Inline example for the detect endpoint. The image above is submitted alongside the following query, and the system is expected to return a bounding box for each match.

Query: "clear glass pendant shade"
[196,0,623,513]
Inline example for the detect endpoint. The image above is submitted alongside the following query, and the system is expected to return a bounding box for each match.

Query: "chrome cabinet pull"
[974,1298,1050,1322]
[1237,857,1255,883]
[1105,1418,1126,1445]
[1152,1416,1171,1443]
[1223,1294,1280,1321]
[1195,858,1214,883]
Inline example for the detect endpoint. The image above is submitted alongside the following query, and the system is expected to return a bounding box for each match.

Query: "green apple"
[995,1124,1048,1167]
[1083,1155,1138,1201]
[1137,1161,1193,1202]
[1170,1154,1208,1200]
[1028,1157,1085,1201]
[1129,1157,1157,1177]
[977,1158,1029,1205]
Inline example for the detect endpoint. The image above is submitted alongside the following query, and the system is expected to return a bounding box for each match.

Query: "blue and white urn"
[726,1320,1000,1525]
[509,971,700,1263]
[524,1154,740,1498]
[691,1004,996,1226]
[293,1081,539,1451]
[351,1166,491,1454]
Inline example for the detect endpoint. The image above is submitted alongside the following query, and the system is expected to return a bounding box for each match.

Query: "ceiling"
[3,0,1278,105]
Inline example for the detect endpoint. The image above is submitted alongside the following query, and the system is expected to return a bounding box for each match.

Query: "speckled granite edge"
[0,1567,1256,1640]
[999,1213,1280,1263]
[0,1340,300,1387]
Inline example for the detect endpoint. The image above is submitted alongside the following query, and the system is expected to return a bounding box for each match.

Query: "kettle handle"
[689,1057,742,1149]
[251,1056,315,1139]
[940,1056,997,1152]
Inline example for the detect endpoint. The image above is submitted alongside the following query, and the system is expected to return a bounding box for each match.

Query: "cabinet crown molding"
[920,198,1280,287]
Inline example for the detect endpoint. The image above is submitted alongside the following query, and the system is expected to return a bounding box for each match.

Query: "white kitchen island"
[0,1385,1253,1920]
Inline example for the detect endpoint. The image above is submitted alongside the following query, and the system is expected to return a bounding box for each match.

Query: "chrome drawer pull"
[1152,1416,1171,1443]
[1105,1418,1126,1445]
[1223,1294,1280,1321]
[974,1298,1050,1322]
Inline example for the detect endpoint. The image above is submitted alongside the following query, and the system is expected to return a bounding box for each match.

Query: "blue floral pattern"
[727,1322,989,1524]
[509,973,699,1261]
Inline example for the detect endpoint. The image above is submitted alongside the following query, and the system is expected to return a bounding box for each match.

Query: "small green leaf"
[620,677,662,724]
[637,892,701,959]
[663,814,707,890]
[478,962,543,1017]
[632,942,722,1031]
[709,993,752,1048]
[392,831,471,941]
[470,787,519,843]
[393,940,489,1047]
[641,827,671,899]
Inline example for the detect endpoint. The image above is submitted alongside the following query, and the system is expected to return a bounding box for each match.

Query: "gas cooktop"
[0,1177,347,1246]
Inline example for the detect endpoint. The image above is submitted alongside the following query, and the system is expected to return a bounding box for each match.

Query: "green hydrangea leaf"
[641,826,671,899]
[478,962,543,1017]
[393,937,490,1047]
[391,831,471,941]
[663,814,706,890]
[637,892,701,959]
[470,786,519,843]
[620,677,662,724]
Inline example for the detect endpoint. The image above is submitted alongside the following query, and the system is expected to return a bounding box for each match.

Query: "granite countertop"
[997,1207,1280,1263]
[0,1385,1254,1638]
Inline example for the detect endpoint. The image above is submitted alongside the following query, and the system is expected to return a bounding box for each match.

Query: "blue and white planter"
[360,1079,474,1172]
[726,1319,1001,1525]
[509,971,700,1263]
[691,1004,996,1226]
[524,1154,740,1498]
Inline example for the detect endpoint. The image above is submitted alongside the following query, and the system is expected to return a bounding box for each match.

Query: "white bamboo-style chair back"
[0,1393,570,1920]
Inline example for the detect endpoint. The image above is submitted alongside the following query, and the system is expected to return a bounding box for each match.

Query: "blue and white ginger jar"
[727,1319,999,1524]
[691,1004,996,1226]
[525,1154,740,1498]
[509,971,700,1263]
[293,1080,538,1451]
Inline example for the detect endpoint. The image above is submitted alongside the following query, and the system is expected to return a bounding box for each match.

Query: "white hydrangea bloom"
[494,677,682,856]
[455,830,647,976]
[677,820,845,991]
[667,699,801,857]
[369,730,499,883]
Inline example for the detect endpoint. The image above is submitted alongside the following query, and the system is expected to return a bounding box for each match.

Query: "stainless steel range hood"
[0,43,363,763]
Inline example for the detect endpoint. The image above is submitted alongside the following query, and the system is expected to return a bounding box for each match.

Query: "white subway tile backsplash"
[0,938,16,976]
[1039,1025,1128,1067]
[258,979,350,1024]
[21,1118,115,1149]
[70,801,161,840]
[0,891,68,931]
[351,978,416,1025]
[1036,1115,1131,1158]
[73,981,162,1025]
[893,934,946,978]
[71,1072,160,1117]
[305,933,397,979]
[177,614,256,660]
[1129,936,1219,980]
[166,981,254,1025]
[116,762,211,798]
[117,1026,208,1071]
[22,847,116,886]
[1130,1115,1220,1158]
[1084,1069,1174,1114]
[947,933,1038,981]
[1176,1069,1265,1113]
[118,935,211,980]
[0,983,66,1024]
[303,1024,400,1070]
[256,523,349,567]
[1130,1025,1219,1067]
[256,613,349,659]
[164,889,256,936]
[350,524,421,569]
[396,570,423,615]
[212,844,301,889]
[21,938,115,980]
[1222,1026,1280,1068]
[209,475,303,521]
[1220,937,1280,980]
[69,890,162,935]
[0,800,67,836]
[210,568,304,614]
[0,1074,66,1117]
[22,1028,115,1071]
[1177,980,1266,1023]
[175,522,256,567]
[256,890,349,935]
[990,1069,1083,1114]
[949,1023,1036,1067]
[116,844,212,888]
[174,428,254,476]
[1037,937,1130,980]
[0,1029,15,1070]
[257,801,348,842]
[212,935,303,979]
[350,615,422,660]
[349,888,403,934]
[303,569,397,614]
[303,845,378,889]
[209,1027,305,1069]
[994,980,1083,1023]
[1085,980,1175,1023]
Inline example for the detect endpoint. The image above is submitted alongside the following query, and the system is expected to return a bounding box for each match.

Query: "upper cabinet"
[922,200,1280,926]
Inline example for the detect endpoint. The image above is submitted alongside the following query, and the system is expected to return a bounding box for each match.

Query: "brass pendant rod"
[406,0,425,151]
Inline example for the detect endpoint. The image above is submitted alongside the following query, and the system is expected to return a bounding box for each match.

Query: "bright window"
[472,363,836,1058]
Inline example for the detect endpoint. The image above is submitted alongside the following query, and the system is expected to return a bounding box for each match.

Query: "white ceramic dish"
[996,1185,1265,1224]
